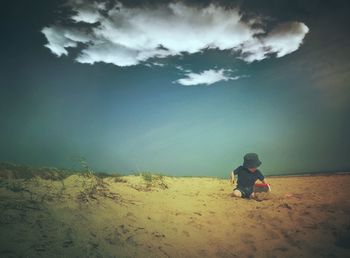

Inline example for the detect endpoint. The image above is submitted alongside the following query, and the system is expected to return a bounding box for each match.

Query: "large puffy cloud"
[176,69,241,86]
[41,1,310,86]
[42,1,309,68]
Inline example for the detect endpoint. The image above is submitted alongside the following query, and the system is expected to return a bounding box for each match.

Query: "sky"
[1,0,349,177]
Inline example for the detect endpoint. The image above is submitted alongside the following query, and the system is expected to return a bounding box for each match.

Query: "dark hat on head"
[243,153,262,168]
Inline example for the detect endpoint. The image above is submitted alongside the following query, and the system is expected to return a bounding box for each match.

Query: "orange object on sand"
[254,183,271,193]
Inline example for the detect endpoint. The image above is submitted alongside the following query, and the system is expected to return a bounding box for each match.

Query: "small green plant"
[6,180,26,192]
[78,157,94,176]
[94,172,111,179]
[141,172,153,183]
[114,177,127,183]
[0,179,6,188]
[73,157,122,204]
[141,172,168,189]
[0,162,73,181]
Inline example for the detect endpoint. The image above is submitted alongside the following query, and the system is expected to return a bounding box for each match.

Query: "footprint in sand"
[134,227,146,233]
[118,224,130,234]
[62,239,73,248]
[0,249,17,258]
[104,228,124,246]
[273,246,289,252]
[126,235,138,246]
[88,240,99,249]
[240,233,257,251]
[62,227,74,247]
[265,229,281,240]
[126,212,137,223]
[182,230,190,237]
[269,216,283,227]
[198,249,209,256]
[152,231,165,238]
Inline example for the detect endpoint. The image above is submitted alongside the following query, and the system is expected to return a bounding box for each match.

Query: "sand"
[0,171,350,258]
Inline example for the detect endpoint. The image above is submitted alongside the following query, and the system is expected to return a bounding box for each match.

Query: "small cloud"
[175,69,241,86]
[144,62,166,68]
[174,65,191,73]
[151,62,165,67]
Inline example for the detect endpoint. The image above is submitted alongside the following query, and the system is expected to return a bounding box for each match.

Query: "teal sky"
[1,0,349,177]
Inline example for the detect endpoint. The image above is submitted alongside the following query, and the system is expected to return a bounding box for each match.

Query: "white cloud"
[143,62,165,68]
[71,9,101,23]
[76,41,140,66]
[151,62,166,67]
[42,1,309,67]
[174,65,191,73]
[41,26,91,56]
[69,0,106,23]
[265,22,310,57]
[176,69,240,86]
[240,22,310,62]
[42,27,77,56]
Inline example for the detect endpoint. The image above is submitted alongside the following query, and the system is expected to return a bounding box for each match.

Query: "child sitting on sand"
[230,153,270,199]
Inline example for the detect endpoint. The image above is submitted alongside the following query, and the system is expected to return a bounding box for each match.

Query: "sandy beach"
[0,168,349,258]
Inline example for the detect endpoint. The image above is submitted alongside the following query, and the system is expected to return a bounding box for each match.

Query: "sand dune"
[0,169,350,258]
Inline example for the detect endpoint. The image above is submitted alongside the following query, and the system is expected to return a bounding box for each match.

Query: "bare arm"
[229,171,236,185]
[260,179,271,191]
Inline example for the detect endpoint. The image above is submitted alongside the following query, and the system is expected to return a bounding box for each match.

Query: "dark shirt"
[233,166,265,188]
